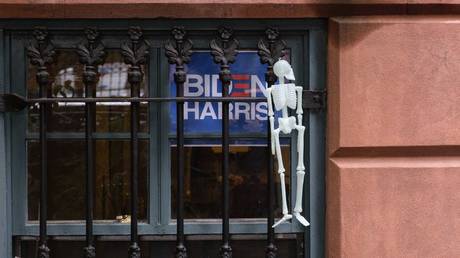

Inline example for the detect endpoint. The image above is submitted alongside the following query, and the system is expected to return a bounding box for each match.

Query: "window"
[2,20,326,258]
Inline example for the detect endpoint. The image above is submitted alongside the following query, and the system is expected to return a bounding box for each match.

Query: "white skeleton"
[267,59,310,228]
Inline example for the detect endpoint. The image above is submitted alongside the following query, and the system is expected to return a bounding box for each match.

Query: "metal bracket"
[302,89,326,110]
[0,94,28,113]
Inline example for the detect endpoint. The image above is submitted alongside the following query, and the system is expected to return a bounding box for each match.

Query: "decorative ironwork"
[165,26,193,258]
[258,27,287,85]
[210,26,239,258]
[83,246,96,258]
[77,27,106,258]
[258,27,287,258]
[265,243,278,258]
[26,27,56,258]
[78,27,106,84]
[121,26,149,258]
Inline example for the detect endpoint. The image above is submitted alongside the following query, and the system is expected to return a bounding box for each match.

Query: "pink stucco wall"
[327,16,460,257]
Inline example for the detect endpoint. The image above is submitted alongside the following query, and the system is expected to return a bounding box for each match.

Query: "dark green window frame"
[0,19,326,258]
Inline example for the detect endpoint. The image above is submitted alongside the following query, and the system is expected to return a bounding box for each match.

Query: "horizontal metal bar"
[27,97,267,103]
[26,132,150,140]
[2,90,326,111]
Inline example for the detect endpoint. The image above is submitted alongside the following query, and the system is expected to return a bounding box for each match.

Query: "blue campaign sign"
[169,51,272,135]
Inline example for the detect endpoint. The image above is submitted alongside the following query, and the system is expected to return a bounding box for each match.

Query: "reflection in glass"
[28,140,148,221]
[171,144,290,219]
[27,50,149,133]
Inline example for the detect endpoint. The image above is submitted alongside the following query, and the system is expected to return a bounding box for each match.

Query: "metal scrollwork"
[121,26,149,258]
[27,27,56,88]
[211,26,238,258]
[77,27,106,85]
[27,27,55,258]
[165,26,193,84]
[258,27,287,85]
[258,27,286,258]
[121,26,150,86]
[175,243,188,258]
[220,244,233,258]
[165,26,193,258]
[265,241,278,258]
[210,26,239,84]
[83,246,96,258]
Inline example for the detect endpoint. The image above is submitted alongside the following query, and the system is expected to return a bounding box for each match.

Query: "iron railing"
[0,25,326,258]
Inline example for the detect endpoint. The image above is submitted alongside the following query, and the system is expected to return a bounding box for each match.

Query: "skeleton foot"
[272,214,292,228]
[293,212,310,227]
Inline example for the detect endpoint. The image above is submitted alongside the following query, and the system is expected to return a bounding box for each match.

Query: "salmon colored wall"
[1,1,460,18]
[327,16,460,257]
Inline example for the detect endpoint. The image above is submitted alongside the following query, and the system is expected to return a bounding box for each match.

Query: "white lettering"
[252,75,267,97]
[256,102,268,121]
[184,102,200,119]
[200,102,218,119]
[185,74,203,97]
[212,74,221,97]
[234,102,250,120]
[204,74,211,97]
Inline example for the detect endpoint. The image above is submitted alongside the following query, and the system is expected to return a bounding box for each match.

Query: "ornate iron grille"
[0,22,326,258]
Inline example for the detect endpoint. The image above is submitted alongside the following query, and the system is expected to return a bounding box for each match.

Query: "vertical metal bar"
[258,27,287,258]
[121,26,149,258]
[210,27,238,258]
[26,27,55,258]
[165,26,193,258]
[77,27,106,258]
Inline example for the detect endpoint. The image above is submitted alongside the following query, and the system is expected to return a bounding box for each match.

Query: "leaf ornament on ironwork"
[257,27,287,66]
[26,27,56,68]
[175,244,188,258]
[77,28,106,67]
[121,27,150,66]
[84,246,96,258]
[210,27,239,66]
[165,26,193,66]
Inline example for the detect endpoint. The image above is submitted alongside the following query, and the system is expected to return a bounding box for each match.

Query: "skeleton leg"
[293,124,310,227]
[272,128,292,228]
[266,87,276,154]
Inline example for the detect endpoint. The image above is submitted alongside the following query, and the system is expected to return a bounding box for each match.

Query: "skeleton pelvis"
[271,83,297,110]
[278,117,296,134]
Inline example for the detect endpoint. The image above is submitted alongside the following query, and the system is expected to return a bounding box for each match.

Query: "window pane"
[27,140,148,221]
[171,144,291,219]
[96,50,149,133]
[27,50,149,134]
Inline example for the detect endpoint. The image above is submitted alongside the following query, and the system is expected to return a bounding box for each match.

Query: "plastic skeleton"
[267,59,310,228]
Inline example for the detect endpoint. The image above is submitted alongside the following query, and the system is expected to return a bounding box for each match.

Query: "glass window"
[8,22,326,258]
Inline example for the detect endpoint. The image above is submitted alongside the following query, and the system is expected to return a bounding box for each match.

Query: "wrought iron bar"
[23,96,267,103]
[26,27,56,258]
[258,27,287,258]
[77,27,106,258]
[165,26,193,258]
[2,92,324,107]
[121,26,149,258]
[210,26,239,258]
